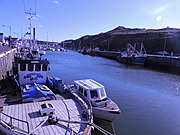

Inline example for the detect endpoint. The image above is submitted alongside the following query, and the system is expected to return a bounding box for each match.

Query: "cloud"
[38,24,44,28]
[53,0,60,5]
[153,5,169,15]
[156,16,162,21]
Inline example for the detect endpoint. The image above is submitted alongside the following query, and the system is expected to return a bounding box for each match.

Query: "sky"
[0,0,180,42]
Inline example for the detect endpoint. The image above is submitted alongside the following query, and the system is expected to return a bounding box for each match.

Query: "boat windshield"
[99,88,107,98]
[90,90,98,99]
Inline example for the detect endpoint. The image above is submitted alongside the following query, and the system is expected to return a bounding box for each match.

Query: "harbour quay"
[145,55,180,74]
[97,51,120,60]
[81,49,180,74]
[83,50,120,60]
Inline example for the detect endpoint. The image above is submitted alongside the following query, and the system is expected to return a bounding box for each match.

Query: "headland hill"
[63,26,180,55]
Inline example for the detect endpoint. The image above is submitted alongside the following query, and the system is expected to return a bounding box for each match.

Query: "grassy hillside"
[67,26,180,54]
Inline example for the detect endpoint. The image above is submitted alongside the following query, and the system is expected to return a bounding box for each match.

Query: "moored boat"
[117,42,147,65]
[66,79,121,121]
[0,47,93,135]
[0,30,93,135]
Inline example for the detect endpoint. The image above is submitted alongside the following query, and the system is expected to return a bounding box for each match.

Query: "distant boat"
[55,48,60,51]
[117,42,147,65]
[60,47,67,52]
[66,79,121,121]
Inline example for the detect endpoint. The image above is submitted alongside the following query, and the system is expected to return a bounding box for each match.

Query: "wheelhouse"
[74,79,107,101]
[18,59,50,85]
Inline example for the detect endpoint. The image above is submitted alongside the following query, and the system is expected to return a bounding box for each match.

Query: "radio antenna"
[23,0,36,47]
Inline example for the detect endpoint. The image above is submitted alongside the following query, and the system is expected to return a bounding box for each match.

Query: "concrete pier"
[86,50,180,74]
[145,55,180,74]
[0,46,17,80]
[97,51,120,60]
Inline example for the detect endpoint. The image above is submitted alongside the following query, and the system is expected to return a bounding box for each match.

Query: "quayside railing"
[0,112,30,134]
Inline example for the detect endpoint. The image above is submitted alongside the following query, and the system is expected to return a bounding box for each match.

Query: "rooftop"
[74,79,104,90]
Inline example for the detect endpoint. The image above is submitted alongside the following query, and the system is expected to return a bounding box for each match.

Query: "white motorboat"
[66,79,121,121]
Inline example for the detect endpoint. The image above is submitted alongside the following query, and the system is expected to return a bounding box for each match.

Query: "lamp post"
[2,25,12,46]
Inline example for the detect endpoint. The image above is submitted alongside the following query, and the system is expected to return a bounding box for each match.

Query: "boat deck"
[0,99,88,135]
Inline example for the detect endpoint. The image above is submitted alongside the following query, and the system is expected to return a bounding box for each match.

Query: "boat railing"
[0,111,30,134]
[75,92,93,121]
[66,85,93,122]
[64,85,93,135]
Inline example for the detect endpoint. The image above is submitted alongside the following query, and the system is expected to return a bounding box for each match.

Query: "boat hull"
[117,56,146,65]
[93,107,120,121]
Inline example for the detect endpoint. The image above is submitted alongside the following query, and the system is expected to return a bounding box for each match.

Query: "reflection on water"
[44,51,180,135]
[92,118,115,135]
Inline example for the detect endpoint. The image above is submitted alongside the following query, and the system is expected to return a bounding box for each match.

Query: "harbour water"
[44,50,180,135]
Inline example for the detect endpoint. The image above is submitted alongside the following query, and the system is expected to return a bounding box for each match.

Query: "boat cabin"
[18,59,50,85]
[74,79,107,102]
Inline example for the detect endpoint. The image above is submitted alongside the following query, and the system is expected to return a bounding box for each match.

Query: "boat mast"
[140,38,146,55]
[23,0,36,48]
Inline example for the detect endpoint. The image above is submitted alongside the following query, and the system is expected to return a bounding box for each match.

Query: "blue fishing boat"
[117,42,147,65]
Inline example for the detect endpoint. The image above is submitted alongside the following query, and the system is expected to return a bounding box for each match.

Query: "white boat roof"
[74,79,104,90]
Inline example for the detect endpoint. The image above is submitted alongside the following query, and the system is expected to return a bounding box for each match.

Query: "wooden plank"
[2,106,9,124]
[46,125,57,135]
[0,99,90,135]
[18,103,24,132]
[34,102,46,135]
[28,102,38,133]
[68,100,87,133]
[6,106,11,125]
[22,104,28,133]
[1,106,9,126]
[53,99,86,133]
[13,104,19,129]
[31,102,42,135]
[26,102,33,132]
[32,102,50,135]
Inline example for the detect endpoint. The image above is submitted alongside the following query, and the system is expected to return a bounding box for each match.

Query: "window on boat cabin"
[100,88,106,98]
[35,64,41,71]
[90,90,98,99]
[20,63,26,71]
[74,84,77,89]
[84,90,87,97]
[79,87,83,94]
[28,63,34,71]
[42,64,48,71]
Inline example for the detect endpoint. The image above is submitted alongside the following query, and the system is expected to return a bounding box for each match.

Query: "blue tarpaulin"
[21,83,56,101]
